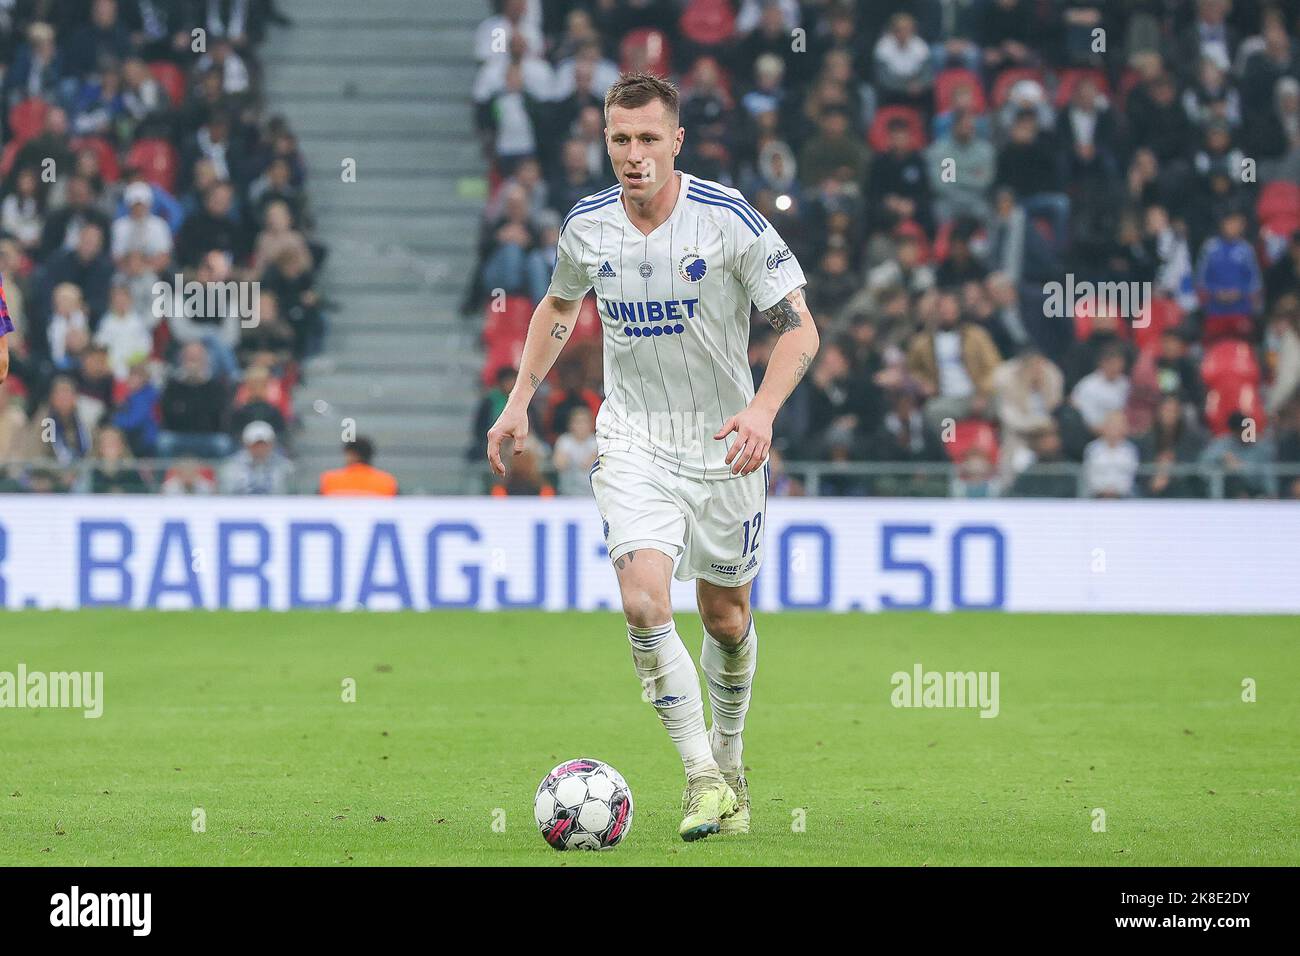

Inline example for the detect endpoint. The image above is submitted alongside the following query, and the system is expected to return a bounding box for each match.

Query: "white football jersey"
[547,171,806,480]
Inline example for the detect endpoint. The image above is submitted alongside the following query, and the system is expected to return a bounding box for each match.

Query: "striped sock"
[701,616,757,775]
[628,621,717,780]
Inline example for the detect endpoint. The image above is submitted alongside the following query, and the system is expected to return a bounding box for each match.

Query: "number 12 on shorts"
[741,512,763,556]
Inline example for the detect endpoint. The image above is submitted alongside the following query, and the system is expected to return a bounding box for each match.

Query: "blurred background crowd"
[0,0,338,494]
[465,0,1300,499]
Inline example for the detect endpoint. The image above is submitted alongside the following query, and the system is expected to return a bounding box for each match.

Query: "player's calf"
[698,584,757,832]
[698,583,758,778]
[616,548,720,787]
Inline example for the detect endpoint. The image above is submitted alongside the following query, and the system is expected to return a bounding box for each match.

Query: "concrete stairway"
[262,0,486,493]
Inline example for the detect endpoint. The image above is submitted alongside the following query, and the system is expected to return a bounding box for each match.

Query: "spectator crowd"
[467,0,1300,499]
[0,0,336,495]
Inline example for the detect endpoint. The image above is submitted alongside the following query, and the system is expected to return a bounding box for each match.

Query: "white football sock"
[701,615,758,775]
[628,621,718,781]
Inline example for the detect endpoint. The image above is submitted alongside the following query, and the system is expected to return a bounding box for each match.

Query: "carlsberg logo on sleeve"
[766,247,792,270]
[50,887,151,936]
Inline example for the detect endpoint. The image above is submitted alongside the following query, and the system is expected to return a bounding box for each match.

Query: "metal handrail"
[4,457,1299,499]
[777,460,1300,499]
[0,457,300,494]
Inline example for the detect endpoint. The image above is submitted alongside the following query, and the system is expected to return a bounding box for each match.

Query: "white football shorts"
[589,448,768,588]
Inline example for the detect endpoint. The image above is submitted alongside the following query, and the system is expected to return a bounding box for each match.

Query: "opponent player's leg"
[697,577,757,833]
[611,545,733,840]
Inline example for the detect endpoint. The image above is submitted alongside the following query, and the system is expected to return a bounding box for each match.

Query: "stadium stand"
[4,0,1298,500]
[0,0,337,493]
[466,0,1300,500]
[258,0,483,494]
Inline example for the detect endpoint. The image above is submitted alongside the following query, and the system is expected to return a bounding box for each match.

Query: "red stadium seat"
[148,61,186,107]
[1,372,28,402]
[679,0,736,46]
[929,218,986,264]
[1201,339,1261,393]
[70,136,121,183]
[163,463,217,485]
[620,28,672,76]
[1201,338,1263,433]
[234,376,293,421]
[570,294,602,345]
[990,67,1044,108]
[0,140,23,180]
[868,105,926,151]
[151,317,171,359]
[486,164,504,202]
[893,219,931,263]
[934,68,986,114]
[943,419,1000,465]
[682,55,734,104]
[1132,297,1183,355]
[1068,291,1134,343]
[126,138,180,193]
[1205,382,1266,436]
[931,219,956,263]
[8,97,50,145]
[1201,314,1255,344]
[482,295,534,387]
[1115,67,1142,111]
[1052,68,1110,108]
[1257,181,1300,236]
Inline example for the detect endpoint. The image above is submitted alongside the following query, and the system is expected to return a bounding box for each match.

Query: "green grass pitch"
[1,610,1295,866]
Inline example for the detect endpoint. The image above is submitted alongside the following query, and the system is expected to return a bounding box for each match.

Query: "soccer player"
[486,73,818,841]
[0,273,12,385]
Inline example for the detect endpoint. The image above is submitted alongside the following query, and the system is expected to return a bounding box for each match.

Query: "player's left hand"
[715,405,773,476]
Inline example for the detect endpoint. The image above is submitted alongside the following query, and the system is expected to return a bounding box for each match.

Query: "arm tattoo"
[528,372,541,391]
[762,288,807,334]
[550,322,568,340]
[762,298,802,334]
[795,352,813,383]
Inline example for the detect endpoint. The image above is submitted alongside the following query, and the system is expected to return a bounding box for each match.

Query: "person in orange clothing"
[318,437,398,496]
[489,437,555,496]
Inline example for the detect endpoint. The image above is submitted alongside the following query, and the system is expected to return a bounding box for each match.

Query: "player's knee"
[620,585,672,630]
[701,602,749,645]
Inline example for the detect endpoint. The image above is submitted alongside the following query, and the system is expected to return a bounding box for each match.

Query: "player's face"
[605,101,683,200]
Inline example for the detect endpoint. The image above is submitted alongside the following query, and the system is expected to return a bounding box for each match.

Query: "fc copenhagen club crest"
[678,250,708,283]
[638,261,653,279]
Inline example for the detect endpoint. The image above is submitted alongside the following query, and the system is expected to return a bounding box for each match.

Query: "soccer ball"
[533,758,634,850]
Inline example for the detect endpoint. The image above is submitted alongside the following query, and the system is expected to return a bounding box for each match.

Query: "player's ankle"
[685,764,722,784]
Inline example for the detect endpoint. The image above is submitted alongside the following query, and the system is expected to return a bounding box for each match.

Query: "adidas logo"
[597,260,617,278]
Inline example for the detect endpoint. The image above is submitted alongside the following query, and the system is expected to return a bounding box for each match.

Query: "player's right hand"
[486,403,530,477]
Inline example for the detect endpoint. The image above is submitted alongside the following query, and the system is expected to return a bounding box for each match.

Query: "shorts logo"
[638,261,653,279]
[766,247,792,270]
[710,555,757,577]
[678,251,708,283]
[597,260,617,278]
